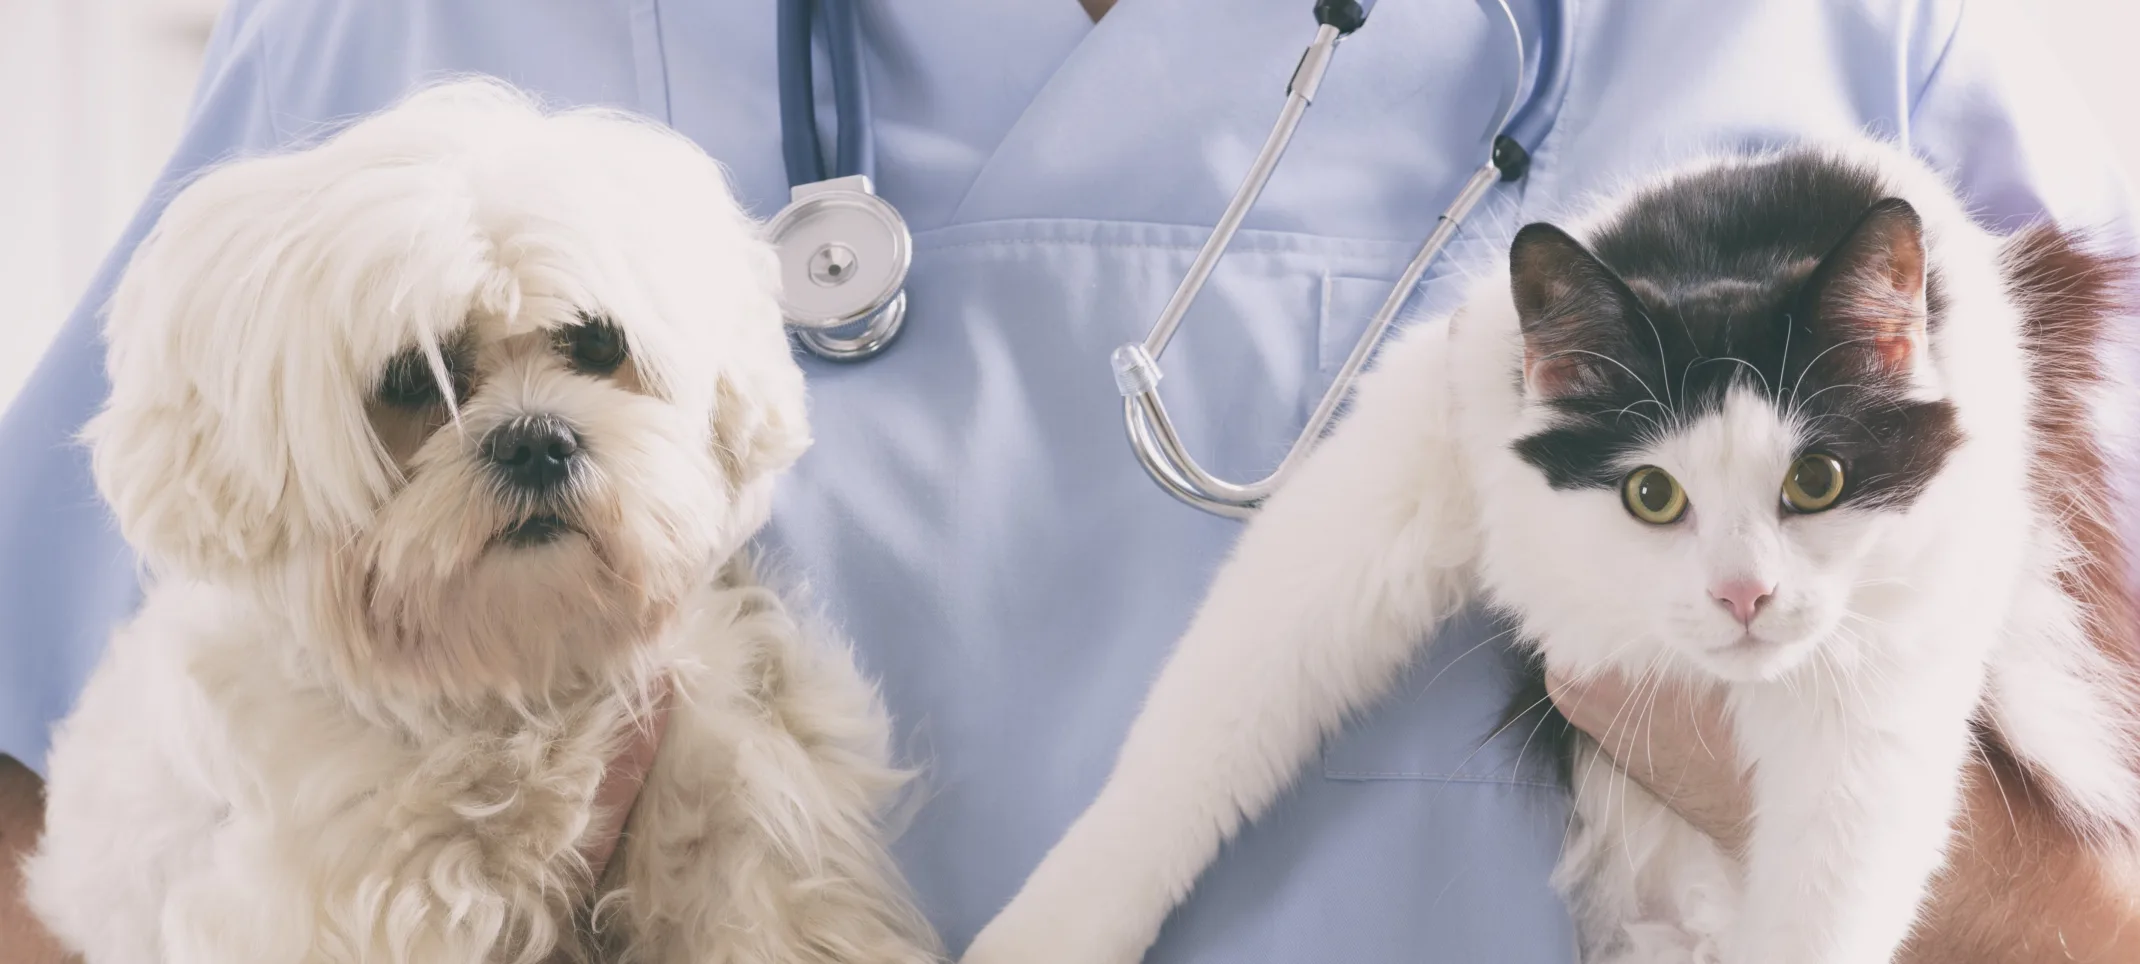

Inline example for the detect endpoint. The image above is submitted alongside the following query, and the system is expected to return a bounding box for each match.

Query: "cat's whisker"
[1543,348,1668,413]
[1787,381,1875,421]
[1829,621,1897,698]
[1839,605,1903,631]
[1628,305,1676,410]
[1693,355,1774,399]
[1604,402,1666,434]
[1815,644,1871,733]
[1671,305,1702,358]
[1627,660,1695,860]
[1409,630,1553,815]
[1778,312,1796,397]
[1413,625,1522,715]
[1509,692,1566,785]
[1686,681,1723,769]
[1837,648,1879,724]
[1594,669,1649,877]
[1786,335,1876,407]
[1457,627,1657,811]
[1631,669,1697,846]
[1970,738,2024,846]
[1601,657,1676,875]
[1677,353,1701,411]
[1792,403,1897,442]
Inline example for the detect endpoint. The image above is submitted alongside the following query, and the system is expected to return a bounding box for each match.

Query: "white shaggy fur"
[24,80,939,964]
[961,140,2133,964]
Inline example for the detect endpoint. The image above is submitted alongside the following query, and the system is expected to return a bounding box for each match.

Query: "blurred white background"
[2,0,2138,412]
[1,0,226,410]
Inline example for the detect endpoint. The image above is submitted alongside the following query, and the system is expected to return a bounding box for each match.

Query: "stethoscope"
[770,0,910,362]
[772,0,1572,516]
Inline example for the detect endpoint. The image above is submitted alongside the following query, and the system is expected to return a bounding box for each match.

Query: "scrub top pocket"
[1319,604,1564,789]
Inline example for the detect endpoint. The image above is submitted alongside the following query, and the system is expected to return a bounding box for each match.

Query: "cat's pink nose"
[1709,579,1774,627]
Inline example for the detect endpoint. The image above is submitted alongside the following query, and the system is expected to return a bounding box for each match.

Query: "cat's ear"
[1805,198,1934,387]
[1509,223,1644,400]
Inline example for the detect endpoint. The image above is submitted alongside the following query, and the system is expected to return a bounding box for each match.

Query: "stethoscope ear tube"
[777,0,827,187]
[773,0,912,362]
[1499,0,1571,164]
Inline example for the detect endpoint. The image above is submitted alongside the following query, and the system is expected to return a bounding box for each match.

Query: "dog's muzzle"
[485,415,585,547]
[485,415,581,492]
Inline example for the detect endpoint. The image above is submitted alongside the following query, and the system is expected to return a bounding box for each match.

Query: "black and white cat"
[961,141,2140,964]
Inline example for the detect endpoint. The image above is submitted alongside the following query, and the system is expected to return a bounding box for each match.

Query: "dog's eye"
[377,346,471,409]
[559,315,627,374]
[378,351,442,408]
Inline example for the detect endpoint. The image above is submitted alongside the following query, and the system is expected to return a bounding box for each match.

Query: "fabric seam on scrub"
[1320,772,1564,789]
[628,0,674,125]
[253,8,281,143]
[909,225,1462,261]
[186,0,251,120]
[1905,0,1969,126]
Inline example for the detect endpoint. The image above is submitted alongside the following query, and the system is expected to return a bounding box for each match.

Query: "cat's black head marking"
[1507,151,1962,513]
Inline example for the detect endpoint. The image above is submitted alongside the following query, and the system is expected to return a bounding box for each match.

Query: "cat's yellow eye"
[1782,453,1846,513]
[1621,466,1687,525]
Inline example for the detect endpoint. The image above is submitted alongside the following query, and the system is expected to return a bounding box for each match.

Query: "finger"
[1546,666,1751,848]
[1543,668,1636,743]
[1547,668,1730,768]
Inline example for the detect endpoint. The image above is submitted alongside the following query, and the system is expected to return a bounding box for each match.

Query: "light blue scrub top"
[4,1,2134,960]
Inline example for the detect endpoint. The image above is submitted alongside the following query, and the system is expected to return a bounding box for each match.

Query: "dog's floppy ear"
[713,357,811,489]
[84,126,478,576]
[85,166,313,576]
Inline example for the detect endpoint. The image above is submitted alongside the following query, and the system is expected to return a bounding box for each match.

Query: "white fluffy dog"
[24,80,939,964]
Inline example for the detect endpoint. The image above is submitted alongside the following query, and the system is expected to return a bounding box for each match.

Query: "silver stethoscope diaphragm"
[769,175,910,331]
[767,175,912,361]
[774,0,910,361]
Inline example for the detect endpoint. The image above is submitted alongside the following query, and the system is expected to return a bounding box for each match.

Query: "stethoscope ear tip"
[1492,135,1532,182]
[1313,0,1371,35]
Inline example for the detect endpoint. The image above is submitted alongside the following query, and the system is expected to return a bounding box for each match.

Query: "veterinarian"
[3,1,2136,961]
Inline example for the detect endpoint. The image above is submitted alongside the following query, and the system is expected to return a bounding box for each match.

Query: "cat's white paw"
[1718,929,1888,964]
[959,882,1153,964]
[961,809,1177,964]
[1596,920,1720,964]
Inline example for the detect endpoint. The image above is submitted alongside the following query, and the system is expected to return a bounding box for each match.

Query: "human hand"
[1546,671,2140,963]
[1544,670,1752,855]
[0,755,74,964]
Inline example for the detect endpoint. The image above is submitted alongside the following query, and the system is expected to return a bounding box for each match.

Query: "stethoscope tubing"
[775,0,1575,446]
[1116,0,1573,518]
[776,0,909,361]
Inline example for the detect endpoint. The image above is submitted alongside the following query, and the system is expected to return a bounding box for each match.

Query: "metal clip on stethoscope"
[770,0,910,362]
[1113,0,1572,518]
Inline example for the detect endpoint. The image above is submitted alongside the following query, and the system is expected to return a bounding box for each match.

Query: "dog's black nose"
[483,416,581,491]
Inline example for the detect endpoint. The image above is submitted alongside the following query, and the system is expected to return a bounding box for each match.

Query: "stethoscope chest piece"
[769,175,911,360]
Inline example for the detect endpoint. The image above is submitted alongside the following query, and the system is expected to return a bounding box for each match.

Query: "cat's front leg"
[1722,656,1988,964]
[961,325,1478,964]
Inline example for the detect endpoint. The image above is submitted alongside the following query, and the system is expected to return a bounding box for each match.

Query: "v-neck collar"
[942,0,1552,241]
[637,0,1551,239]
[840,1,1100,230]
